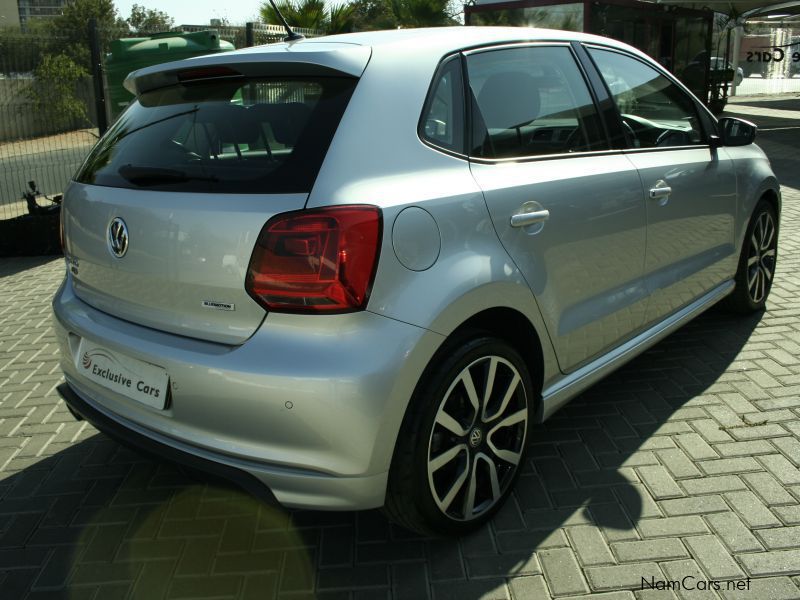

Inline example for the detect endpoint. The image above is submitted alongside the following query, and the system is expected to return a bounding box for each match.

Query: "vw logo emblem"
[108,217,129,258]
[469,428,483,448]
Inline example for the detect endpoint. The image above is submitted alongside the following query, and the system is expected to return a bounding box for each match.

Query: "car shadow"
[728,98,800,113]
[0,255,61,279]
[0,305,762,599]
[755,128,800,190]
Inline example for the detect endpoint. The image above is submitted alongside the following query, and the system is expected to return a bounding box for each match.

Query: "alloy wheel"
[426,355,528,521]
[746,210,777,304]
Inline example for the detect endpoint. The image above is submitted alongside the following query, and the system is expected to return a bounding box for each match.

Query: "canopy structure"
[465,0,800,100]
[657,1,800,95]
[654,0,800,21]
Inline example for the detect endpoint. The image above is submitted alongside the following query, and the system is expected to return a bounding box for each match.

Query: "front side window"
[587,47,705,149]
[420,57,465,154]
[466,45,608,159]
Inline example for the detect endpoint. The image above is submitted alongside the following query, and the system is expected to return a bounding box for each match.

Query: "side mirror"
[717,117,757,146]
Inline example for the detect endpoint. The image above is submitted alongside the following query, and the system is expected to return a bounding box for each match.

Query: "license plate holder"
[75,339,169,410]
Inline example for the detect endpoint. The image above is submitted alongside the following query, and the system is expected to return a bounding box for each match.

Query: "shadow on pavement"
[754,128,800,190]
[728,98,800,113]
[723,102,800,189]
[0,255,61,279]
[0,307,762,599]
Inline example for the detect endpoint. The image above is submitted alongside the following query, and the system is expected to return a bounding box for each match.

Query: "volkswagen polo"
[53,27,780,535]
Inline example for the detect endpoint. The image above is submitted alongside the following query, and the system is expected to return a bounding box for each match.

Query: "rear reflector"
[246,206,382,313]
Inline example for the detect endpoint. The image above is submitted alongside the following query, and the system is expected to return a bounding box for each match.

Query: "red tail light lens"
[246,206,382,313]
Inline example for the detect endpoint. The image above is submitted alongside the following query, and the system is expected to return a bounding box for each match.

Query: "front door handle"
[510,209,550,228]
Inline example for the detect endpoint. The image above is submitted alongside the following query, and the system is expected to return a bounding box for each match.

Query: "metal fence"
[0,26,99,223]
[0,20,321,232]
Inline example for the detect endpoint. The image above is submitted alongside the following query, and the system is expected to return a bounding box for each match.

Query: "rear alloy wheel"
[385,336,532,535]
[724,200,778,313]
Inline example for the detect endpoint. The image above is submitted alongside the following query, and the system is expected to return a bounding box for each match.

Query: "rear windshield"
[76,76,356,193]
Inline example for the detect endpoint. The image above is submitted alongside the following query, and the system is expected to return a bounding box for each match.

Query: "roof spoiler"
[123,45,371,97]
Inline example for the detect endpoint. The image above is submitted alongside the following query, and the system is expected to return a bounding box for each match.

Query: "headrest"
[245,102,312,146]
[195,103,253,143]
[477,72,541,130]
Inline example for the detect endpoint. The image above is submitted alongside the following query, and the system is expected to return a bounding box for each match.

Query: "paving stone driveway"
[1,96,800,600]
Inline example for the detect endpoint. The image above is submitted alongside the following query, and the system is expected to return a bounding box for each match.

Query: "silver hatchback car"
[54,27,780,535]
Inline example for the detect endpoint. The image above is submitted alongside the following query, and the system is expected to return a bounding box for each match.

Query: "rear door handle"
[649,185,672,199]
[510,209,550,228]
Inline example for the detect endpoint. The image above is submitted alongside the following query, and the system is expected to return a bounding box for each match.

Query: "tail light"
[246,205,382,313]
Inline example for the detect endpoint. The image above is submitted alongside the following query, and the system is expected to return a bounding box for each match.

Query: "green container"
[105,30,235,121]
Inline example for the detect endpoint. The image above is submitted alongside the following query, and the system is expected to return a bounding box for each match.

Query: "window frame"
[461,41,618,164]
[581,43,719,153]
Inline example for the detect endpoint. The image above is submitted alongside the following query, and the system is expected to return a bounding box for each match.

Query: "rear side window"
[466,46,608,159]
[76,77,356,194]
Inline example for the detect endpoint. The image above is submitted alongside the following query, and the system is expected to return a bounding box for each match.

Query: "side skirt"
[538,280,735,421]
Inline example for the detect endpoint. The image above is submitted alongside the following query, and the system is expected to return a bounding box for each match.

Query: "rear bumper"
[52,275,445,510]
[57,381,281,505]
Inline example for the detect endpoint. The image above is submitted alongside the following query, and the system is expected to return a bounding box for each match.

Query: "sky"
[113,1,265,27]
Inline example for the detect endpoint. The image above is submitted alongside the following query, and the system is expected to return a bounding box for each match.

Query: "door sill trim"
[539,280,734,421]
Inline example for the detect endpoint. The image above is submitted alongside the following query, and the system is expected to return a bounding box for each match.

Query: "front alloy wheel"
[384,335,533,535]
[723,200,779,314]
[745,209,777,304]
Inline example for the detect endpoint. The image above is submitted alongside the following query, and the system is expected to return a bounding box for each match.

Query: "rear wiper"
[118,107,200,141]
[119,165,218,185]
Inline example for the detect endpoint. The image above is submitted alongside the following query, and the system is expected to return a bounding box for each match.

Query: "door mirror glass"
[718,117,757,146]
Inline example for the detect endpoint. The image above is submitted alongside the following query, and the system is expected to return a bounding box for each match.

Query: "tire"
[384,334,533,536]
[722,200,778,314]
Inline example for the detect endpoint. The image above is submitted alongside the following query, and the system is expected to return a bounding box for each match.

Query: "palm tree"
[391,0,453,28]
[260,0,327,31]
[261,0,457,34]
[328,3,357,34]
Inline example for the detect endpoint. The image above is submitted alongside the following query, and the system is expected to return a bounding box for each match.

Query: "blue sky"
[114,1,265,27]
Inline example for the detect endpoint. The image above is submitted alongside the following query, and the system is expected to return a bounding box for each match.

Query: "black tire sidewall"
[735,201,778,312]
[400,335,534,535]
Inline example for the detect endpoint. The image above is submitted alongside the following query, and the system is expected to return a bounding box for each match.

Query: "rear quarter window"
[76,76,356,194]
[419,57,465,154]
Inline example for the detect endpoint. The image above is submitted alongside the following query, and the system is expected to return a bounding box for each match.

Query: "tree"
[261,0,460,34]
[390,0,453,27]
[0,21,51,75]
[260,0,327,31]
[352,0,459,31]
[127,4,174,34]
[350,0,397,31]
[328,3,357,34]
[46,0,128,70]
[27,54,90,131]
[18,1,126,137]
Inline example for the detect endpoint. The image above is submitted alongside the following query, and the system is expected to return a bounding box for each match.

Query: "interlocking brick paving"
[0,96,799,599]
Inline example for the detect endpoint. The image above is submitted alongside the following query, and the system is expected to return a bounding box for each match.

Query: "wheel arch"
[447,307,546,418]
[738,184,781,253]
[759,187,780,218]
[383,306,545,534]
